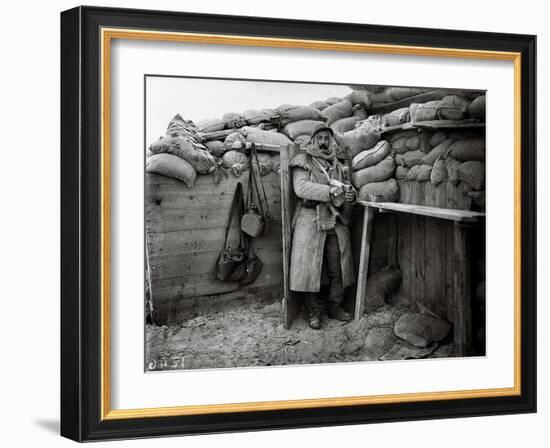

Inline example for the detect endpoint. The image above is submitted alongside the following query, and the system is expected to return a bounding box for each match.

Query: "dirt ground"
[145,293,454,371]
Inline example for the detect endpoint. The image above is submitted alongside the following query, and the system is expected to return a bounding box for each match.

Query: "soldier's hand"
[344,190,356,203]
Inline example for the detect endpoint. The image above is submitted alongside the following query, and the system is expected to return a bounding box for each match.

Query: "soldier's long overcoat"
[289,152,355,292]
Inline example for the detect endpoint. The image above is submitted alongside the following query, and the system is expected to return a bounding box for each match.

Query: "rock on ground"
[394,312,451,348]
[380,341,438,360]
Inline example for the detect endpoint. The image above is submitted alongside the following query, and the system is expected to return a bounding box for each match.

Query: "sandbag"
[309,100,329,111]
[346,90,372,108]
[146,153,197,187]
[149,136,217,174]
[410,100,442,121]
[252,152,273,176]
[395,150,424,168]
[468,190,486,209]
[294,134,311,146]
[386,87,430,101]
[222,112,247,129]
[468,95,486,121]
[358,179,399,202]
[392,135,421,154]
[458,161,485,190]
[352,140,391,171]
[165,114,198,139]
[448,138,485,161]
[275,104,326,127]
[446,157,462,185]
[224,131,246,150]
[356,115,384,133]
[243,127,293,147]
[389,130,420,154]
[369,87,429,104]
[282,120,325,140]
[430,158,448,185]
[429,131,447,147]
[330,116,362,134]
[222,150,249,177]
[382,107,410,127]
[325,96,341,105]
[352,155,395,189]
[321,100,353,126]
[439,95,471,120]
[365,267,403,311]
[243,109,271,125]
[334,127,381,156]
[197,117,225,133]
[406,164,432,181]
[204,140,226,157]
[395,165,409,179]
[421,138,455,165]
[352,105,368,120]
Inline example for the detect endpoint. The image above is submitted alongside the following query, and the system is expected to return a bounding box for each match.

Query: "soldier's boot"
[328,301,352,322]
[304,293,321,330]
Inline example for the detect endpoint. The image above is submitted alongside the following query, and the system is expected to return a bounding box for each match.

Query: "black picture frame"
[61,5,536,442]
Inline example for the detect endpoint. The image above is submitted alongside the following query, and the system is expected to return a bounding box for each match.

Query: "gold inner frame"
[100,27,522,420]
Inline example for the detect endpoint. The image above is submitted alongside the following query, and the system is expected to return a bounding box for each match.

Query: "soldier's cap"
[311,126,334,139]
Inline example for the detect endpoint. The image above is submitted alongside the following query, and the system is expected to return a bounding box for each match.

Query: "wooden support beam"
[281,144,298,329]
[355,206,375,321]
[453,222,473,356]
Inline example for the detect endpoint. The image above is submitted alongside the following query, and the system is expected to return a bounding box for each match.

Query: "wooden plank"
[453,222,473,356]
[396,214,411,298]
[149,243,282,280]
[445,220,455,323]
[355,207,375,321]
[413,215,425,307]
[151,263,284,301]
[357,201,485,222]
[281,144,298,329]
[398,179,411,204]
[434,181,448,208]
[424,182,436,207]
[387,214,398,267]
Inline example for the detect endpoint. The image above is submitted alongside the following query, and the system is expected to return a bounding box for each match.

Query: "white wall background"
[0,0,546,446]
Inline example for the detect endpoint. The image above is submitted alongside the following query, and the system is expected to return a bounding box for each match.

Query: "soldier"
[289,126,356,329]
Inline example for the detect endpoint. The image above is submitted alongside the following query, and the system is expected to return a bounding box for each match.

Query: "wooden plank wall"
[360,180,484,324]
[398,180,472,210]
[146,171,283,324]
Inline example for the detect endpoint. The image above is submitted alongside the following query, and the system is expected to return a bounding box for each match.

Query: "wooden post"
[453,221,473,356]
[355,206,375,321]
[281,144,298,329]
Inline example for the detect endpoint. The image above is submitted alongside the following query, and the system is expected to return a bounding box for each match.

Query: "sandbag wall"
[347,88,486,211]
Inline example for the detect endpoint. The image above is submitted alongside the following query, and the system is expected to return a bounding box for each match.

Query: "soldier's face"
[314,131,332,153]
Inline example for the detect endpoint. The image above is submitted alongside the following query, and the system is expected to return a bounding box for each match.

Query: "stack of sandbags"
[334,126,381,157]
[351,142,398,202]
[272,104,327,144]
[147,115,218,186]
[146,154,197,188]
[409,93,487,123]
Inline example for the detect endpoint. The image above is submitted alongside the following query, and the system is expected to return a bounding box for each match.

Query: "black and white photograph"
[144,76,487,371]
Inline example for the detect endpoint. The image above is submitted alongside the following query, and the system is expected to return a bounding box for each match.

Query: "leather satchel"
[241,146,273,237]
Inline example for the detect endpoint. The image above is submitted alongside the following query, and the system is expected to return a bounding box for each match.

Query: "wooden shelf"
[380,119,484,135]
[356,201,485,223]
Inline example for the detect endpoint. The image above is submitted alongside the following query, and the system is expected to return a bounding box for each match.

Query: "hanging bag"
[241,145,274,237]
[216,183,246,282]
[216,182,263,284]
